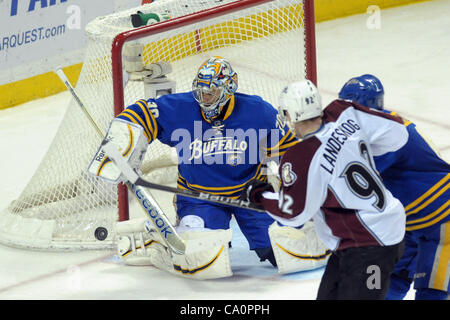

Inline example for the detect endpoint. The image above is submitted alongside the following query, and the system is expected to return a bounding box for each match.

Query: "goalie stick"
[101,140,267,213]
[55,68,186,255]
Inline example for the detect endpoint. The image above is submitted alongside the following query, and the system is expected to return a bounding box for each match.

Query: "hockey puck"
[94,227,108,241]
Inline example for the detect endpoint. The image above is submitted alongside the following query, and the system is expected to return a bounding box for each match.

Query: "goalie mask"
[192,56,238,119]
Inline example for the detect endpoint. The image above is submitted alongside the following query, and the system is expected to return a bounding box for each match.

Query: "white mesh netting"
[0,0,311,250]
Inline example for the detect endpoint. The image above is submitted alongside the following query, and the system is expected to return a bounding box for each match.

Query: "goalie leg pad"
[269,221,331,274]
[117,218,233,280]
[170,228,233,280]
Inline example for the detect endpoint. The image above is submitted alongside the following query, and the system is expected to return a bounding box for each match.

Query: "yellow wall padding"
[0,63,82,109]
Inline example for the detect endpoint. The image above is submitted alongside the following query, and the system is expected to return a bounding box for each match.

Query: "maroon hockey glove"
[240,180,274,205]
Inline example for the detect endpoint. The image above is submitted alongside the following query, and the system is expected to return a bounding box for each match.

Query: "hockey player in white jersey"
[241,80,407,299]
[339,74,450,300]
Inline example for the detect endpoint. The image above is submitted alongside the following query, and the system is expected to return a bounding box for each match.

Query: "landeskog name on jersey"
[320,118,361,174]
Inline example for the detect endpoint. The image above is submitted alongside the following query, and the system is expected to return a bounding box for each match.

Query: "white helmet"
[278,80,322,123]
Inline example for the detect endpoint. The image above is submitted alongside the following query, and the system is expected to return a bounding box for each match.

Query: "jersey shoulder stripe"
[266,130,299,158]
[117,109,152,141]
[388,110,413,127]
[136,99,159,139]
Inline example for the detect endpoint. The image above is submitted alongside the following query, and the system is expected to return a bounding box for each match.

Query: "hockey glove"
[240,179,274,205]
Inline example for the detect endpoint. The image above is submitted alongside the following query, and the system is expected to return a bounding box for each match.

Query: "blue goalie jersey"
[374,111,450,231]
[117,92,298,198]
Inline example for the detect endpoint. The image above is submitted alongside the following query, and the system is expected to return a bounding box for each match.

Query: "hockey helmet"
[278,80,322,123]
[192,56,238,119]
[338,74,384,110]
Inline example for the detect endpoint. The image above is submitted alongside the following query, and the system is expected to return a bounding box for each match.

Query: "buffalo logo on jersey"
[281,162,297,187]
[188,137,248,165]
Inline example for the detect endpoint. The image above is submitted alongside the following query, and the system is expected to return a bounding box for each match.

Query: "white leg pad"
[116,218,233,280]
[170,228,233,280]
[269,221,331,274]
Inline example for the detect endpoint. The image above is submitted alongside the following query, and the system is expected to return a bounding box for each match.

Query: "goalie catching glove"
[87,119,148,184]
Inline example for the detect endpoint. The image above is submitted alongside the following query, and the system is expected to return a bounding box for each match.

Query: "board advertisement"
[0,0,141,84]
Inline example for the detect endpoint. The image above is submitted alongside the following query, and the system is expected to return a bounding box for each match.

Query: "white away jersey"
[259,100,408,251]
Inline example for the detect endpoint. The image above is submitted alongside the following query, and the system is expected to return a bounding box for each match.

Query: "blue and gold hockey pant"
[387,220,450,299]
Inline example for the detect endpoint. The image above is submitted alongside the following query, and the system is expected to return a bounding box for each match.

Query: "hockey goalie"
[87,51,330,280]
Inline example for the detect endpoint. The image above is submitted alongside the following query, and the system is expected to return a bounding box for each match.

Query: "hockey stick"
[101,140,266,213]
[55,69,186,255]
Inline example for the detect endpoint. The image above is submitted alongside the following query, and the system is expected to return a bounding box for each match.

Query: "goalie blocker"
[87,118,148,184]
[86,117,186,254]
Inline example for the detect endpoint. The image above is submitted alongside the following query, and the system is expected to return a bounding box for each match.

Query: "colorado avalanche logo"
[281,162,297,187]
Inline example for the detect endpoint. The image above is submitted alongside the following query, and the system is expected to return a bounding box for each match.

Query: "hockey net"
[0,0,316,250]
